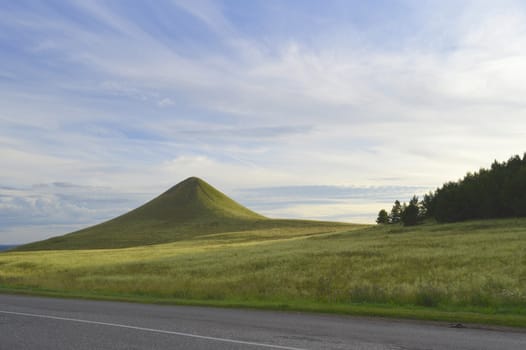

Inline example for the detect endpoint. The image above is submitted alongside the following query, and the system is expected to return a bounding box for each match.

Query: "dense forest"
[377,154,526,225]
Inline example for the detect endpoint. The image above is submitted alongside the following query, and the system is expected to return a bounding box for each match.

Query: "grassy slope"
[1,218,525,327]
[17,177,348,250]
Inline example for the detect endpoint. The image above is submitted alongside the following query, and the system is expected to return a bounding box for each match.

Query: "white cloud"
[158,97,175,107]
[172,0,234,36]
[0,183,152,243]
[2,1,526,242]
[160,155,296,190]
[261,202,384,224]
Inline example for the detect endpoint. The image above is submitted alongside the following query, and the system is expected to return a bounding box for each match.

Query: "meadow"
[1,218,525,327]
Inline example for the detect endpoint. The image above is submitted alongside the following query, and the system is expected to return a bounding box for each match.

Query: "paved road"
[0,294,524,349]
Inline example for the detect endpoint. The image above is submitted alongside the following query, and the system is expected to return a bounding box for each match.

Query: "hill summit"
[118,176,265,223]
[18,177,267,250]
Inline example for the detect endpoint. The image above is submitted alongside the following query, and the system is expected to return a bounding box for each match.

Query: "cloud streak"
[0,183,152,244]
[1,0,526,242]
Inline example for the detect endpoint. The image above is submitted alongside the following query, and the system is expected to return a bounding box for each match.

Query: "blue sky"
[2,0,526,244]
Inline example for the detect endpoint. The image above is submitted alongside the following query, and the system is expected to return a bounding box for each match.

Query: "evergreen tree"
[421,192,435,218]
[376,209,389,224]
[389,200,402,224]
[383,153,526,223]
[401,202,419,226]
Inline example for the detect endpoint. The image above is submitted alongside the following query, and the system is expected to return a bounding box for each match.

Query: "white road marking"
[0,309,308,350]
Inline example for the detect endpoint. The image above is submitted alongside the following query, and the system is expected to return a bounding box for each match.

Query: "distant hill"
[16,177,344,251]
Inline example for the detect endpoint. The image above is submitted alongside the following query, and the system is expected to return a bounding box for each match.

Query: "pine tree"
[401,202,419,226]
[389,200,402,224]
[376,209,389,224]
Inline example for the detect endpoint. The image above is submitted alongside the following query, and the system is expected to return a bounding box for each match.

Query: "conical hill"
[115,177,265,223]
[17,177,267,250]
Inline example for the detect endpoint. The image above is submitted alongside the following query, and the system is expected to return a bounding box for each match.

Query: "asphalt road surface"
[0,294,524,349]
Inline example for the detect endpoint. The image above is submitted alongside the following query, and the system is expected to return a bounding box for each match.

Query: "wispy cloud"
[0,183,152,243]
[1,1,526,242]
[235,184,430,223]
[158,97,176,107]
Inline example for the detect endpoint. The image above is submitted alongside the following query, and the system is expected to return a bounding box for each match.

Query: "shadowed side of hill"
[17,177,271,250]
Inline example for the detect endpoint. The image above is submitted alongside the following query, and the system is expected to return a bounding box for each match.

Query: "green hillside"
[7,177,525,326]
[2,218,526,327]
[16,177,348,251]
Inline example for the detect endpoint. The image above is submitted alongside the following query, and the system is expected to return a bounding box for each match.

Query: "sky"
[2,0,526,244]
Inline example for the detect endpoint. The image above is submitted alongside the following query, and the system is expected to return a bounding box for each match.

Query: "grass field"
[1,218,525,327]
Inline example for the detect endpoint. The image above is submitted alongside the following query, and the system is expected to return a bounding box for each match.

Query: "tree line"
[377,153,526,226]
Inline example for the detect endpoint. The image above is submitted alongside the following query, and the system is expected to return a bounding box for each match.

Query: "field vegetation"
[1,217,525,327]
